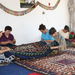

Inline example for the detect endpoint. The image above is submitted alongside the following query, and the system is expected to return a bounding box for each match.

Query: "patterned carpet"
[9,41,75,75]
[14,48,75,75]
[10,41,53,59]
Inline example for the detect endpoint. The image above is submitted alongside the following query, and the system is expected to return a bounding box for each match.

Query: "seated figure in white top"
[59,25,70,39]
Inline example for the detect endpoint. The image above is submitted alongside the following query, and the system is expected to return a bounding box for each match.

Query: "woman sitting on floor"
[0,26,16,48]
[49,27,67,50]
[0,31,15,64]
[39,24,59,50]
[59,25,70,39]
[59,25,71,47]
[0,26,16,58]
[38,24,66,50]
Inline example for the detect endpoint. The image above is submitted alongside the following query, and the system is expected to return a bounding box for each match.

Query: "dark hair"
[39,24,46,30]
[49,27,56,35]
[5,26,12,31]
[64,25,69,32]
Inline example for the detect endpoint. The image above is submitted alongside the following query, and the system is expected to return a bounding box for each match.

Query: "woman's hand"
[0,47,11,54]
[0,31,3,37]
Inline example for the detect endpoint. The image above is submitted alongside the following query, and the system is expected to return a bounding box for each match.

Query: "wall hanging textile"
[68,0,75,32]
[0,0,60,16]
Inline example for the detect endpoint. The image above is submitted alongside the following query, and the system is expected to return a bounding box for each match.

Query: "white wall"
[0,0,69,45]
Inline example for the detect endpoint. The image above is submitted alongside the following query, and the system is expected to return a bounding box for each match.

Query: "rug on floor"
[15,48,75,75]
[10,41,53,59]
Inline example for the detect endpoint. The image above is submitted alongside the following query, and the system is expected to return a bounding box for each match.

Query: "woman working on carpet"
[49,27,67,50]
[39,24,66,50]
[0,26,16,48]
[0,30,15,64]
[39,24,59,49]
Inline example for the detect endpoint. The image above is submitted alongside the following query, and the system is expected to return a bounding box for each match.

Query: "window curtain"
[68,0,75,32]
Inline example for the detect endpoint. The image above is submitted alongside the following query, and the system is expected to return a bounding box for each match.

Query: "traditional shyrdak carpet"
[10,41,52,59]
[10,41,75,75]
[15,52,75,75]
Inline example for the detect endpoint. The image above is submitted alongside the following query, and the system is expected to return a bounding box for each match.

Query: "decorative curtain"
[68,0,75,32]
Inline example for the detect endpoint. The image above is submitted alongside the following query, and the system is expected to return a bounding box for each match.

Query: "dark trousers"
[0,44,16,48]
[4,51,13,57]
[0,44,16,57]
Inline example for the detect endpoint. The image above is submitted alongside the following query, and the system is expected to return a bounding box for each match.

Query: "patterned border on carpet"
[10,41,58,59]
[15,50,75,75]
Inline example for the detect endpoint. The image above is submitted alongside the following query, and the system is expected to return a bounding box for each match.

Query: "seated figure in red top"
[0,26,16,57]
[0,26,16,48]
